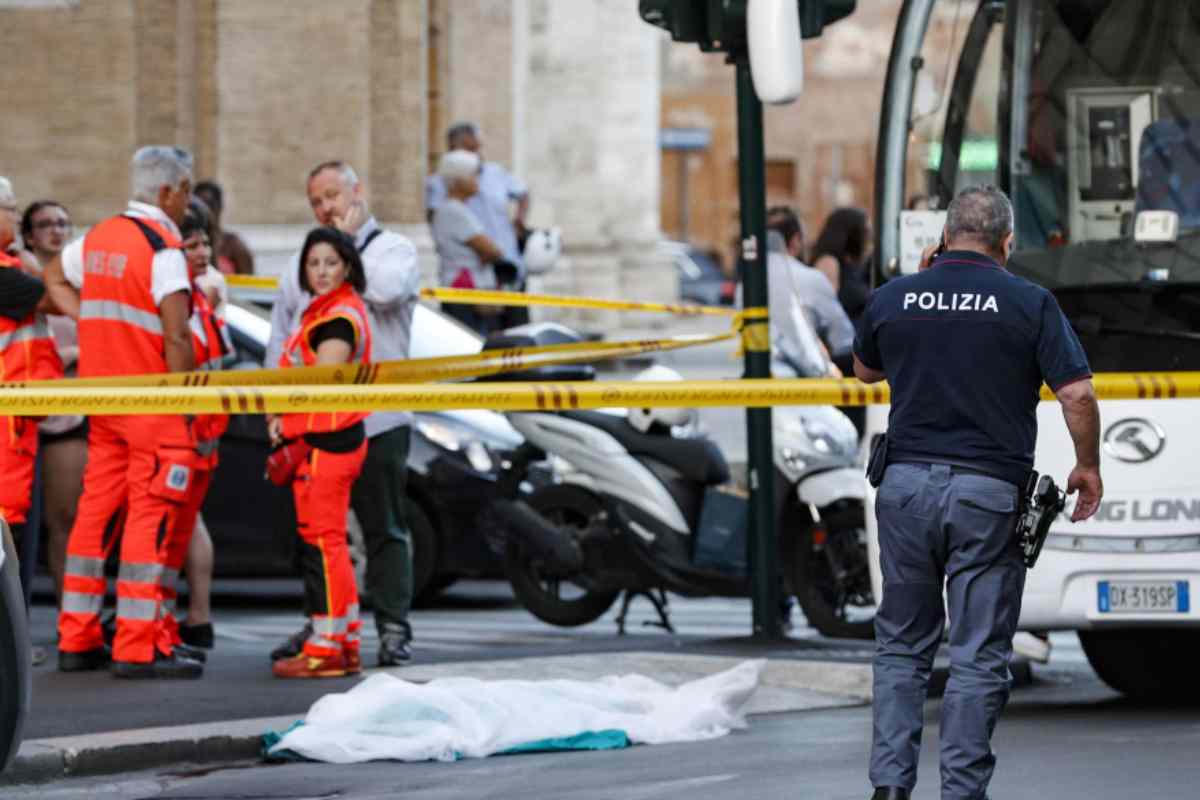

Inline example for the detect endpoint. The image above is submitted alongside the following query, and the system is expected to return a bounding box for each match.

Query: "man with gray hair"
[45,145,203,680]
[425,123,529,323]
[852,185,1102,799]
[265,159,421,669]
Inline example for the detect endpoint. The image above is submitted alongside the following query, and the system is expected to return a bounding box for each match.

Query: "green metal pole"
[735,57,781,640]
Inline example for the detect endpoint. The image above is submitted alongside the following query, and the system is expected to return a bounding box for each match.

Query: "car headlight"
[416,418,497,473]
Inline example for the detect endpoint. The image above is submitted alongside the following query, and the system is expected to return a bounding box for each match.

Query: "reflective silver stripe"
[312,615,349,636]
[162,598,177,616]
[117,561,163,584]
[61,591,103,614]
[0,318,51,351]
[79,299,164,337]
[116,597,158,620]
[196,438,220,457]
[345,603,360,621]
[162,567,180,587]
[65,554,106,579]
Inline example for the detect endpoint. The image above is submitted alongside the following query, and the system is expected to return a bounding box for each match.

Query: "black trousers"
[349,426,414,640]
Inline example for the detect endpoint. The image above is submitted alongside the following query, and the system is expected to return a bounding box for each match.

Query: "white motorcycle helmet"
[522,228,561,275]
[627,365,696,433]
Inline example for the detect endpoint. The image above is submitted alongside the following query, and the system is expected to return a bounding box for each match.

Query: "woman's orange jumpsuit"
[277,284,372,669]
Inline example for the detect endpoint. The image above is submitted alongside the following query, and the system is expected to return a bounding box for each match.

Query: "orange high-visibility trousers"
[58,415,198,664]
[293,442,366,658]
[0,416,38,525]
[157,468,213,653]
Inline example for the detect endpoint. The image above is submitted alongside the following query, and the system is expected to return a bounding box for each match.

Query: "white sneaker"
[1012,631,1052,663]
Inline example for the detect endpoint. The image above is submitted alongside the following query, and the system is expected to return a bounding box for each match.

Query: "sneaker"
[270,622,313,662]
[180,622,214,650]
[272,651,348,679]
[173,643,208,664]
[112,652,204,680]
[344,648,362,675]
[378,631,412,667]
[31,646,48,667]
[58,646,111,672]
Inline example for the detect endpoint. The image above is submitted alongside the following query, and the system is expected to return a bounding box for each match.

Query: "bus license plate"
[1098,581,1189,614]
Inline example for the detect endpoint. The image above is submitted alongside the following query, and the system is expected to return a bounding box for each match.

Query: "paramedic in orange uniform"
[0,175,64,608]
[45,146,202,680]
[269,227,372,679]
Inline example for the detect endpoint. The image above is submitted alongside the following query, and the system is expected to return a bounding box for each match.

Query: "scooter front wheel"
[504,484,619,627]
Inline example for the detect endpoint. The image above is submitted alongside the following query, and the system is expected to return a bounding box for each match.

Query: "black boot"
[173,643,207,663]
[58,646,111,672]
[270,621,312,662]
[871,789,910,800]
[111,651,203,680]
[377,623,412,667]
[179,622,214,649]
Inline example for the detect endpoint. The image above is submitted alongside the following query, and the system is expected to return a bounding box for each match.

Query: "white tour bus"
[869,0,1200,698]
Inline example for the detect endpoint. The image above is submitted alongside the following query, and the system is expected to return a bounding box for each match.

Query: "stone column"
[518,0,672,332]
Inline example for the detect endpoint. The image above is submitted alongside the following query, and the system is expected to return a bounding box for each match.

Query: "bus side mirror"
[748,0,804,105]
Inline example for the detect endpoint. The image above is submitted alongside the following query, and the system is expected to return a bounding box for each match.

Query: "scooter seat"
[559,410,730,486]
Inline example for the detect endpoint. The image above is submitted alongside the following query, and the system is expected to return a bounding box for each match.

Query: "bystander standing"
[194,180,255,275]
[426,122,530,326]
[19,200,86,608]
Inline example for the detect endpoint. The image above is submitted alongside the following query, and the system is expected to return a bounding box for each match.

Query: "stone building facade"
[0,0,671,325]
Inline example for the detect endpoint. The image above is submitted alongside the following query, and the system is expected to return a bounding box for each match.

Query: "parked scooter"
[489,353,874,638]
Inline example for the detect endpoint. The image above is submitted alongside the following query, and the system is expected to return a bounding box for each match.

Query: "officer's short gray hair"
[945,185,1014,253]
[0,176,13,206]
[130,146,193,204]
[446,121,480,148]
[307,160,360,190]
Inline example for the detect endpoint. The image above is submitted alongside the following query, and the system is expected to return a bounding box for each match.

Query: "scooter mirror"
[747,0,804,105]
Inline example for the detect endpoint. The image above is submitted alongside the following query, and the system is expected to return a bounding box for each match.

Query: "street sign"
[660,128,713,151]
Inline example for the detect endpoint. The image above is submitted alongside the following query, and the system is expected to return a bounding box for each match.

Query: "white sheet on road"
[270,659,764,763]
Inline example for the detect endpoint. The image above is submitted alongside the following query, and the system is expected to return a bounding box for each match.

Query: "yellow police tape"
[0,331,735,390]
[226,275,740,318]
[1,372,1197,417]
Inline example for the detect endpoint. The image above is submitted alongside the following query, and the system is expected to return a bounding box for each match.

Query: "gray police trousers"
[870,463,1026,800]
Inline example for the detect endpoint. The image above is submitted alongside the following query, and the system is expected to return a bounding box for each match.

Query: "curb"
[1,714,297,786]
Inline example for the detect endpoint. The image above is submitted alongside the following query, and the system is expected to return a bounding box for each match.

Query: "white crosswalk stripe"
[212,588,817,655]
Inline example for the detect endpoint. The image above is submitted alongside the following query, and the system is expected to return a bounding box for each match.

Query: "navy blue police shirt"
[853,250,1091,486]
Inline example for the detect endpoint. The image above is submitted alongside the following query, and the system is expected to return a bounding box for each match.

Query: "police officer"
[853,186,1102,800]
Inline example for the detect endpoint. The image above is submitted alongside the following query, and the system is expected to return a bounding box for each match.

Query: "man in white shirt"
[265,160,421,667]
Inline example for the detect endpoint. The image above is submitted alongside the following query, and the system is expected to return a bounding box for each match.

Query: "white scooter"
[489,351,873,638]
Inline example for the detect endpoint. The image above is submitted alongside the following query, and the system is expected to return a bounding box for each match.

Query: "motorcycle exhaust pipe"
[492,499,584,572]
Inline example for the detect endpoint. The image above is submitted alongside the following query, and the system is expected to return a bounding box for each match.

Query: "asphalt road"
[9,664,1195,800]
[24,580,874,740]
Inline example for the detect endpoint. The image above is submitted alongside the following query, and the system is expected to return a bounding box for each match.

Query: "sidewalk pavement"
[4,652,873,786]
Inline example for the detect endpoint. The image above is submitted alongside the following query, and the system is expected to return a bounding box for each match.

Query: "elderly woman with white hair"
[430,149,515,335]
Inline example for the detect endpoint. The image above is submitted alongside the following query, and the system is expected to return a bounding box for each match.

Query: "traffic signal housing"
[638,1,857,51]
